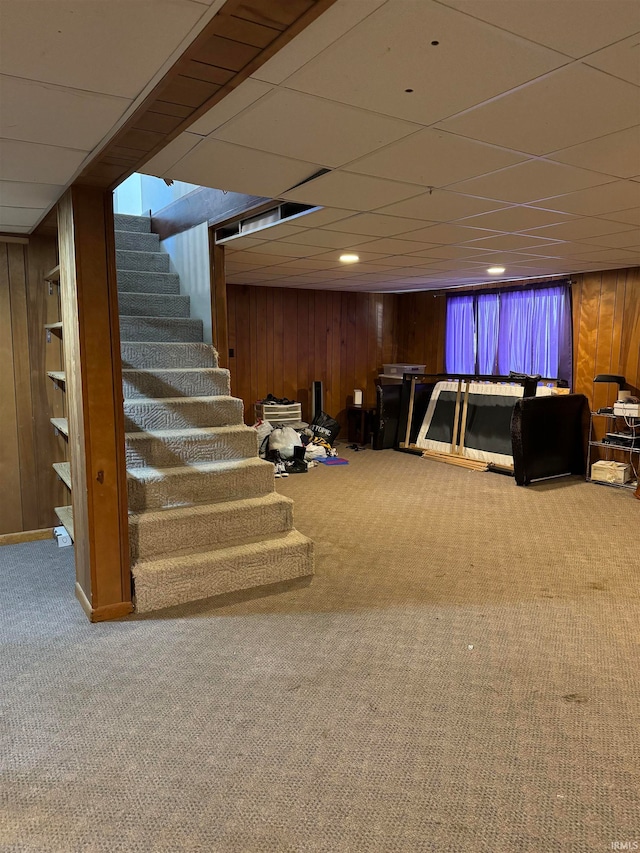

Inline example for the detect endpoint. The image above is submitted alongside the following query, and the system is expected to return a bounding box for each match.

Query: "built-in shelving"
[45,321,63,337]
[50,417,69,438]
[52,461,71,490]
[47,370,66,384]
[54,505,74,540]
[45,264,60,283]
[587,411,639,492]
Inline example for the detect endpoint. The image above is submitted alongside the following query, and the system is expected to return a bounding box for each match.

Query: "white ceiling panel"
[166,139,321,198]
[567,247,640,263]
[244,241,328,258]
[290,207,358,228]
[0,206,46,227]
[522,217,638,242]
[0,0,212,98]
[537,180,640,216]
[583,229,640,249]
[438,64,640,157]
[251,0,387,85]
[0,75,130,152]
[401,223,497,244]
[0,139,86,185]
[345,128,526,186]
[140,133,202,178]
[371,254,442,267]
[415,245,494,260]
[460,233,563,252]
[213,88,420,167]
[283,0,566,125]
[546,126,640,179]
[450,160,613,204]
[0,180,65,209]
[283,229,371,249]
[320,213,425,238]
[377,189,507,222]
[437,0,640,58]
[585,34,640,86]
[353,237,444,255]
[600,208,640,226]
[188,79,274,137]
[518,241,617,257]
[458,205,576,232]
[281,171,424,210]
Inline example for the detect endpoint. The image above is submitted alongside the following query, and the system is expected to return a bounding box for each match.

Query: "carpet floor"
[1,449,639,852]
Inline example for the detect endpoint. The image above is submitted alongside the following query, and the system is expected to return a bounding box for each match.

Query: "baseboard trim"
[0,527,52,546]
[75,583,133,622]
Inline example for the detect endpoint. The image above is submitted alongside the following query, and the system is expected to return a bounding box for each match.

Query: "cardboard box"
[591,460,632,484]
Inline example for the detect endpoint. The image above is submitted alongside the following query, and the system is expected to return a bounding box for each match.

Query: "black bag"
[309,410,340,446]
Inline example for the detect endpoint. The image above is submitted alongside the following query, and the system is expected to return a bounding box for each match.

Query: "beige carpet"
[1,448,639,852]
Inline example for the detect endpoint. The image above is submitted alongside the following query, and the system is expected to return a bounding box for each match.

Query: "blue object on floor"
[318,457,349,465]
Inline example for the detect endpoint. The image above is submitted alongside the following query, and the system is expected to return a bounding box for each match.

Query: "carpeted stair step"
[125,424,258,468]
[132,528,314,613]
[115,231,160,252]
[121,342,218,370]
[117,270,181,295]
[120,316,203,342]
[127,457,274,511]
[119,292,190,318]
[124,395,243,431]
[123,368,230,399]
[116,249,170,273]
[129,492,294,561]
[114,213,151,233]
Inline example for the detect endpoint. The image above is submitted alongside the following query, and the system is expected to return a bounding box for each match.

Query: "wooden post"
[57,186,132,622]
[210,237,228,369]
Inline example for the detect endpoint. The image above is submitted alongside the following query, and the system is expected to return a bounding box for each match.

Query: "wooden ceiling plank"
[192,34,261,71]
[118,127,165,153]
[159,75,221,108]
[149,101,194,119]
[231,0,315,31]
[179,59,235,86]
[134,111,185,135]
[215,13,280,48]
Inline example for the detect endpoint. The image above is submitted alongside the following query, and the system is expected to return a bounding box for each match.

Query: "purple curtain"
[445,295,476,373]
[497,285,571,379]
[447,284,572,380]
[476,293,500,374]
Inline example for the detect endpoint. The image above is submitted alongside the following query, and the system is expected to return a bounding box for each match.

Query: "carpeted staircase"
[115,213,313,612]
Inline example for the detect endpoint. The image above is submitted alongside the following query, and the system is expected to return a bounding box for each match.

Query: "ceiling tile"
[377,189,507,221]
[245,241,329,257]
[585,34,640,85]
[283,0,566,125]
[291,207,358,228]
[438,0,640,57]
[251,0,387,85]
[0,180,64,208]
[281,170,424,210]
[276,258,345,271]
[0,139,86,184]
[582,229,640,249]
[0,0,210,98]
[345,128,526,186]
[519,240,614,257]
[353,237,442,255]
[224,251,300,267]
[214,88,420,168]
[165,138,321,198]
[437,65,640,156]
[371,254,441,267]
[402,223,502,244]
[568,247,640,263]
[218,235,266,250]
[458,205,576,231]
[140,133,201,177]
[600,207,640,226]
[546,126,640,179]
[282,229,371,249]
[450,160,613,204]
[522,217,637,241]
[460,233,562,251]
[0,206,46,227]
[536,180,640,216]
[244,223,307,241]
[0,75,130,151]
[188,79,273,136]
[415,245,494,260]
[311,249,391,263]
[322,213,427,237]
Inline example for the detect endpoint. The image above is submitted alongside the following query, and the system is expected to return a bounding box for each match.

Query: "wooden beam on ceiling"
[75,0,338,191]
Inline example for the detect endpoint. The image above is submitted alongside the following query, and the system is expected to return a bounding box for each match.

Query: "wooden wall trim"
[0,528,53,546]
[58,187,131,618]
[211,240,229,369]
[75,0,338,190]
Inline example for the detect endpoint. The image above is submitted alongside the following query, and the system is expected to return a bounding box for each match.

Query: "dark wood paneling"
[153,188,271,241]
[395,291,447,371]
[58,187,131,619]
[211,241,229,368]
[227,284,398,427]
[0,237,63,535]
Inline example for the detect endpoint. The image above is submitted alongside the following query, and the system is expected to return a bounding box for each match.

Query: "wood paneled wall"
[0,237,64,535]
[395,291,447,371]
[572,267,640,410]
[227,285,398,426]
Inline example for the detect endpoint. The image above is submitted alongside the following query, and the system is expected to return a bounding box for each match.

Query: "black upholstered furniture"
[511,393,590,486]
[372,383,402,450]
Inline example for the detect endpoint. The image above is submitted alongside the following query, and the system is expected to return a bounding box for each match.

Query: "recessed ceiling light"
[487,266,506,275]
[340,253,359,263]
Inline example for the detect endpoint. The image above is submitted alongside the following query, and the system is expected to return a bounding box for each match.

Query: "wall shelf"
[52,461,71,490]
[54,505,74,540]
[50,417,69,438]
[45,264,60,283]
[587,411,639,492]
[47,370,66,385]
[45,321,63,338]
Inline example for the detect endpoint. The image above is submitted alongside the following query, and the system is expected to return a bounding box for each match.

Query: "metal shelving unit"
[586,411,639,491]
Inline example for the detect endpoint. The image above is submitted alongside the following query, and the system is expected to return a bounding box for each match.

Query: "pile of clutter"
[252,395,340,478]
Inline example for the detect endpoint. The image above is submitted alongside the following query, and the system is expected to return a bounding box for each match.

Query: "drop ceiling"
[2,0,640,293]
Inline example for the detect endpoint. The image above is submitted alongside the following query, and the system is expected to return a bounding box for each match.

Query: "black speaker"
[311,381,323,420]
